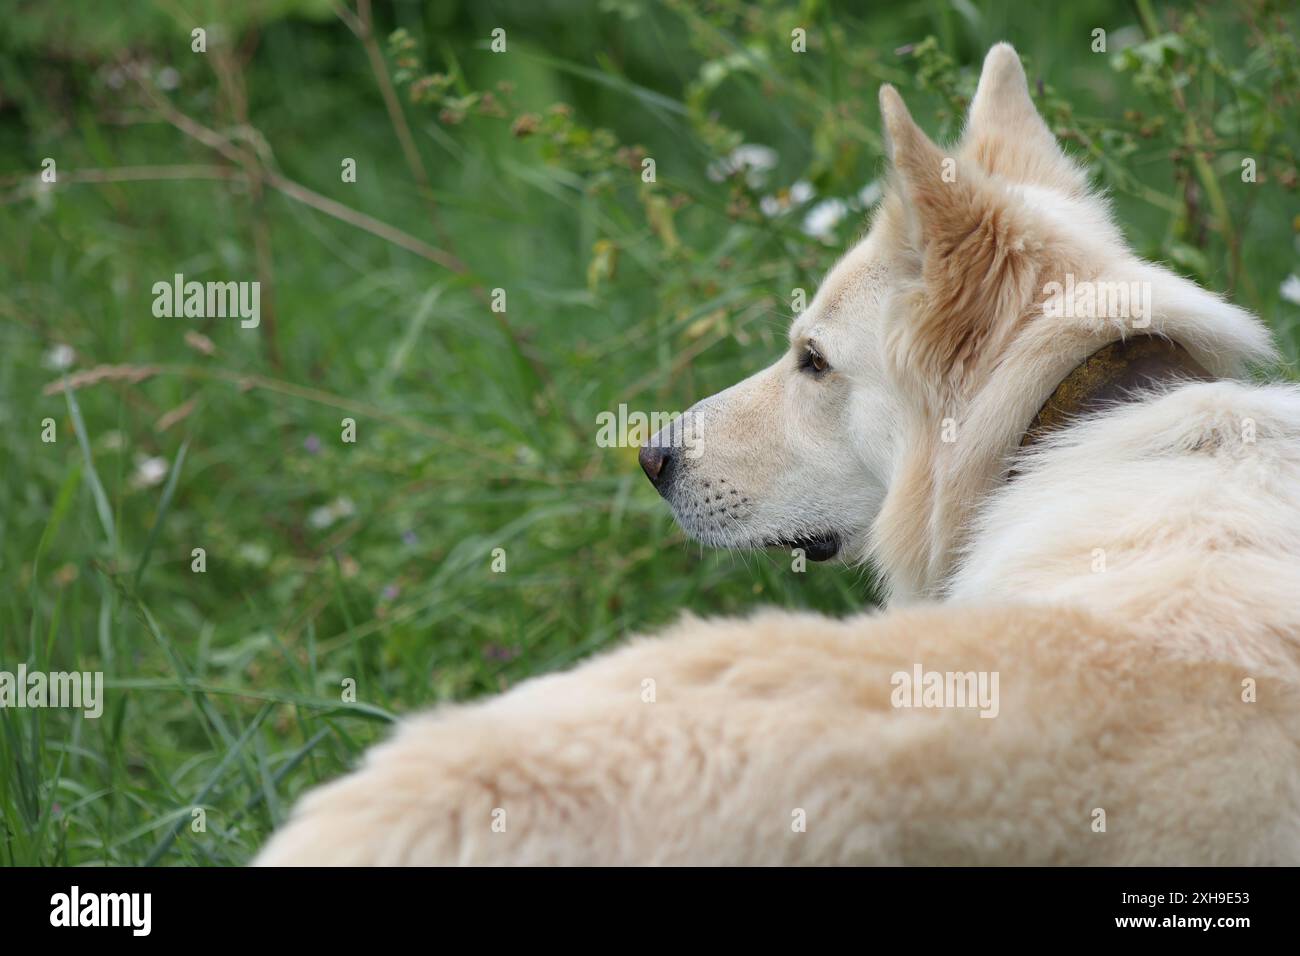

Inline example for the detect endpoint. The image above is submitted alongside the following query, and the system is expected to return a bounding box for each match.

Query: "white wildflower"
[707,143,779,187]
[802,198,849,241]
[43,344,76,370]
[132,456,168,489]
[1280,274,1300,306]
[309,496,357,529]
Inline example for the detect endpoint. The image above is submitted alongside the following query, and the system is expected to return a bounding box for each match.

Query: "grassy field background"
[2,0,1297,865]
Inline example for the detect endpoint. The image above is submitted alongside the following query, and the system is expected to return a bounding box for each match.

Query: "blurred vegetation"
[1,0,1297,864]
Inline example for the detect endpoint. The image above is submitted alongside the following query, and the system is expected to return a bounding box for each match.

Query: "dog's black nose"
[638,442,674,489]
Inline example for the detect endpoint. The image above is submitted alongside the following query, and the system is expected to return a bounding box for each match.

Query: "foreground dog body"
[258,45,1300,865]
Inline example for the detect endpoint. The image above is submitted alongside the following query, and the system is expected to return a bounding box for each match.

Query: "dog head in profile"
[640,43,1271,601]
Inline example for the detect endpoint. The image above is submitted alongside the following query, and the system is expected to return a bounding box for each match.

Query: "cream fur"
[256,43,1300,866]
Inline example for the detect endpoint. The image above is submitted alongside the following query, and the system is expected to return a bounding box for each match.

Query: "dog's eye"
[800,346,829,376]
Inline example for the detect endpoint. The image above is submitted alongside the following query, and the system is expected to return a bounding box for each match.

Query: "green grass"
[2,0,1297,865]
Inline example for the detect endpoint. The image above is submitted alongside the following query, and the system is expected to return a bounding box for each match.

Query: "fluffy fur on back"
[257,603,1299,865]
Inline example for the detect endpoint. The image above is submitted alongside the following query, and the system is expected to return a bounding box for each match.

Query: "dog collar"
[1019,335,1215,452]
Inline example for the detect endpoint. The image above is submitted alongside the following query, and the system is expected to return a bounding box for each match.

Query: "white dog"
[258,44,1300,865]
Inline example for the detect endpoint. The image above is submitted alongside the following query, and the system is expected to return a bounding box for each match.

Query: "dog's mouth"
[765,531,841,562]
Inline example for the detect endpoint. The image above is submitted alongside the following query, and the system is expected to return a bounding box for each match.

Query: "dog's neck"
[1017,335,1215,454]
[874,334,1225,604]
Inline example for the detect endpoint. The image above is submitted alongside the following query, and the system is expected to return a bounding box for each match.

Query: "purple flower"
[402,529,418,546]
[381,584,400,601]
[304,434,322,454]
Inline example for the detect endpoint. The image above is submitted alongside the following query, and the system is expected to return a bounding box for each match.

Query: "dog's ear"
[880,84,1044,392]
[961,42,1087,195]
